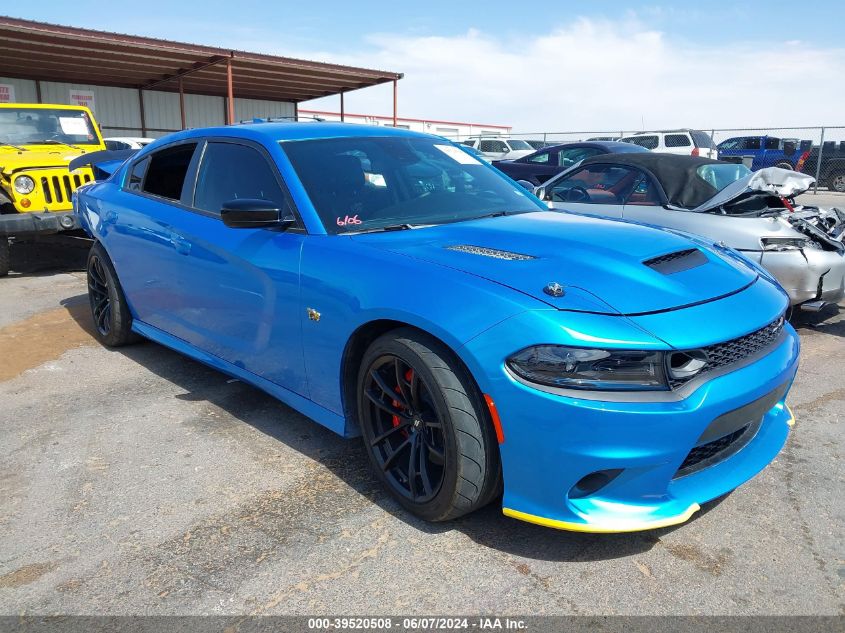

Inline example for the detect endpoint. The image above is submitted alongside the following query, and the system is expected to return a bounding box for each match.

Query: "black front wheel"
[86,242,139,347]
[829,171,845,193]
[357,328,501,522]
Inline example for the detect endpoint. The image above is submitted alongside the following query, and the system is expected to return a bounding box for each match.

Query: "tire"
[86,242,139,347]
[828,171,845,193]
[357,328,501,522]
[774,161,794,170]
[0,238,9,277]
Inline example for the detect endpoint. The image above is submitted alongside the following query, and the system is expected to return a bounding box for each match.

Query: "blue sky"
[11,2,845,131]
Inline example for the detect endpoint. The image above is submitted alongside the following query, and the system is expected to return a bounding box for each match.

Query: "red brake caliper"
[391,369,414,435]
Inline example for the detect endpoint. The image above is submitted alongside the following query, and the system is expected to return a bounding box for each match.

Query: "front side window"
[549,165,642,205]
[664,134,691,148]
[0,107,100,146]
[194,142,287,214]
[622,135,658,150]
[141,143,197,201]
[281,136,542,234]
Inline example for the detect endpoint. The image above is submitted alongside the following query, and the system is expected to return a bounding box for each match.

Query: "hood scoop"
[643,248,708,275]
[445,244,536,261]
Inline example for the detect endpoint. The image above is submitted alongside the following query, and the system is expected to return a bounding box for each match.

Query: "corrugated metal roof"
[0,16,403,103]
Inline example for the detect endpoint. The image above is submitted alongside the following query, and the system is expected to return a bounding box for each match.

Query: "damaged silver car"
[534,153,845,311]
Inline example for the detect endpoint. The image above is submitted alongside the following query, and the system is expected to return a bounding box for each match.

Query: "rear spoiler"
[69,149,139,181]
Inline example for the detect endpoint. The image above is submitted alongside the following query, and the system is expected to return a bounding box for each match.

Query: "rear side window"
[193,142,287,214]
[126,158,149,191]
[142,143,197,201]
[691,131,716,149]
[664,134,691,148]
[479,140,507,153]
[526,151,552,164]
[623,135,658,150]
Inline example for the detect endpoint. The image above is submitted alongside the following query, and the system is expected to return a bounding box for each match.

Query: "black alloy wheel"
[87,252,112,336]
[362,354,447,503]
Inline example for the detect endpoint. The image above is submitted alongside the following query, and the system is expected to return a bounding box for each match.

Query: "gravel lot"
[0,239,843,617]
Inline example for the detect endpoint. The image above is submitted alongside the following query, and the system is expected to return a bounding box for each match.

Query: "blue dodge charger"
[74,122,799,533]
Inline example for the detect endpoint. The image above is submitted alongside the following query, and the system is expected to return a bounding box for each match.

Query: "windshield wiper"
[346,223,428,235]
[40,139,84,151]
[0,141,28,151]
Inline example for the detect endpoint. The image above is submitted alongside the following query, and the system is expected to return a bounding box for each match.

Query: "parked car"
[535,153,845,310]
[460,144,490,162]
[585,136,620,142]
[104,136,155,150]
[0,103,104,276]
[716,135,811,171]
[492,141,648,185]
[800,141,845,193]
[620,130,717,158]
[525,139,551,150]
[75,123,798,533]
[461,137,534,160]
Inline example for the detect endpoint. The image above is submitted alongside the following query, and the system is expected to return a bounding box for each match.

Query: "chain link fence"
[448,126,845,194]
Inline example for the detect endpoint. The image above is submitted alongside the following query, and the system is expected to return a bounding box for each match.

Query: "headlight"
[760,237,815,251]
[14,175,35,194]
[507,345,668,391]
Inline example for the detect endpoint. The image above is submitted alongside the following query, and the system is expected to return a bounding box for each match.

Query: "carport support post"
[392,79,398,127]
[179,78,186,130]
[226,57,235,125]
[138,88,147,137]
[340,91,345,122]
[814,127,825,195]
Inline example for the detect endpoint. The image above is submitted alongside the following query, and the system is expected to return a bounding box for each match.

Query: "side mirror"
[515,179,534,191]
[220,199,294,229]
[534,186,548,201]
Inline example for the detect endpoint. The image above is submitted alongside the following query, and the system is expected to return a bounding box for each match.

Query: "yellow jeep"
[0,103,105,276]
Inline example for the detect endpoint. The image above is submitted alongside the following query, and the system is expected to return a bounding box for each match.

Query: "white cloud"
[293,17,845,135]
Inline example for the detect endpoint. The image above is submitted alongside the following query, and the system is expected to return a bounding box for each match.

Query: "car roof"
[533,141,650,155]
[168,121,436,144]
[578,152,725,208]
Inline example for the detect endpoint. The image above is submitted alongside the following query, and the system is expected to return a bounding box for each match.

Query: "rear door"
[478,139,509,159]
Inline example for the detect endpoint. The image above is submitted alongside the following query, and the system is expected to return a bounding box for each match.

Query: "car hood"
[352,212,758,315]
[691,167,815,213]
[0,148,93,174]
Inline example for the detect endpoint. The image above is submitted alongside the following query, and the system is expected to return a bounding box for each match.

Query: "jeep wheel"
[829,171,845,193]
[0,238,9,277]
[357,328,501,522]
[86,242,139,347]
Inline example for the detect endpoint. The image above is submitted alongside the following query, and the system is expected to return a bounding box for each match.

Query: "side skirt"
[131,320,352,437]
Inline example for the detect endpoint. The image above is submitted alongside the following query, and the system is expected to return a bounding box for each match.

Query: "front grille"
[668,315,786,389]
[445,244,536,260]
[676,424,750,475]
[38,172,92,206]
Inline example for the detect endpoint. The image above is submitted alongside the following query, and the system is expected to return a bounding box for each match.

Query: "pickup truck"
[800,141,845,193]
[0,103,104,276]
[716,135,811,171]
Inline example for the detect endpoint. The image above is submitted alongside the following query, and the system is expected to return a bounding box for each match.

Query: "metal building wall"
[1,76,296,139]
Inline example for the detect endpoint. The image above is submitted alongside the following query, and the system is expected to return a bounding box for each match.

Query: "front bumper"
[0,211,80,237]
[759,248,845,305]
[462,305,800,533]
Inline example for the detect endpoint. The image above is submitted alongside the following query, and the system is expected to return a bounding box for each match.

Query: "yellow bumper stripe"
[502,503,700,534]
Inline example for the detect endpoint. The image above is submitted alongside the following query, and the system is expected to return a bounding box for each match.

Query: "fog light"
[20,198,31,208]
[59,215,75,229]
[570,469,623,499]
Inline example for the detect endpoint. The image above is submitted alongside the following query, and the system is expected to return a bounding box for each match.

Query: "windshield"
[696,163,751,191]
[0,107,100,146]
[281,136,543,234]
[506,139,532,150]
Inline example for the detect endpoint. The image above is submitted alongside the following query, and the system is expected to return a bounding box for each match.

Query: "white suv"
[461,137,534,160]
[619,130,717,158]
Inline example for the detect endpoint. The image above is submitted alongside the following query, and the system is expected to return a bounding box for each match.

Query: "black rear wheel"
[829,171,845,193]
[86,242,139,347]
[357,328,501,522]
